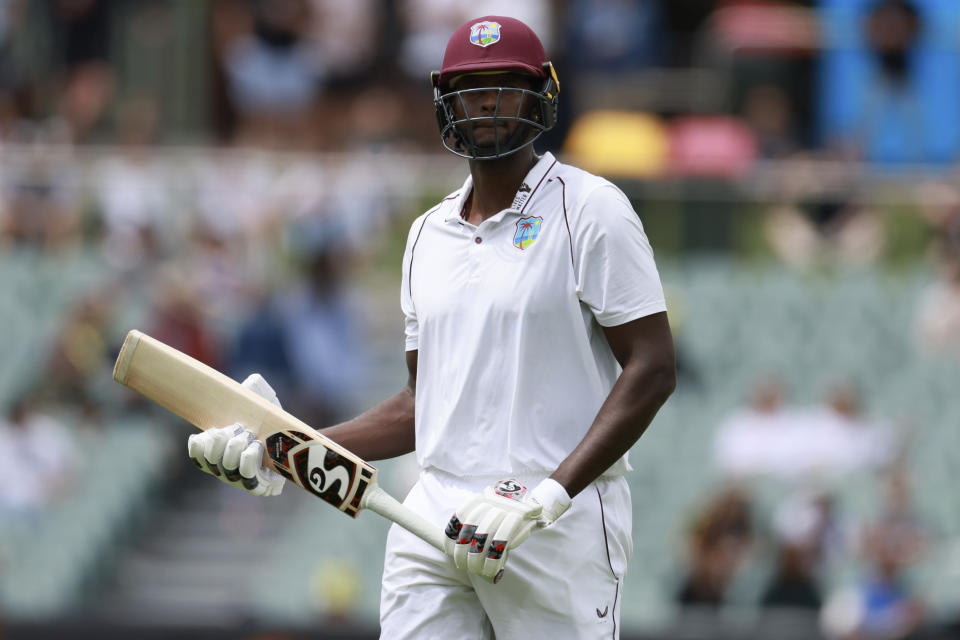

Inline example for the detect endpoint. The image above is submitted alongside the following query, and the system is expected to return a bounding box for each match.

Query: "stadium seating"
[0,419,170,617]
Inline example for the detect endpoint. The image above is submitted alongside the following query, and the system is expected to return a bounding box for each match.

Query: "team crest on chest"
[513,216,543,250]
[469,21,501,47]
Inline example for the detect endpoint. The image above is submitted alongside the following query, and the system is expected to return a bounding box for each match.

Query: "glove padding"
[444,478,571,582]
[187,373,286,497]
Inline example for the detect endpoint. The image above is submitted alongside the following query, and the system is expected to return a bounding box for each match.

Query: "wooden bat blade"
[114,329,449,553]
[114,329,376,517]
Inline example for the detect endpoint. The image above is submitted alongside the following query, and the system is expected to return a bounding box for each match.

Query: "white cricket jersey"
[401,152,666,478]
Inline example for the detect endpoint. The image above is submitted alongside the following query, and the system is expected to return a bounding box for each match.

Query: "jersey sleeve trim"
[595,301,668,328]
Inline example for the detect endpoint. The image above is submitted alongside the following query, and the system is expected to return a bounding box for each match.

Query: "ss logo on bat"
[309,464,350,501]
[292,443,357,509]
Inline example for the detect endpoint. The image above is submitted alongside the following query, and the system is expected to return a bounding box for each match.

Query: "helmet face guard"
[432,62,559,160]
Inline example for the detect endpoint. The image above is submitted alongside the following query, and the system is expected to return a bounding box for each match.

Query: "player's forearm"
[319,387,417,461]
[552,314,676,497]
[551,359,675,497]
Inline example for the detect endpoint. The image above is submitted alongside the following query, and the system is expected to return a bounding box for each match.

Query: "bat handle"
[361,484,448,553]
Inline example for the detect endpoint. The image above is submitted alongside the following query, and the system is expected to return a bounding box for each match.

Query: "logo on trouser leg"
[596,606,609,618]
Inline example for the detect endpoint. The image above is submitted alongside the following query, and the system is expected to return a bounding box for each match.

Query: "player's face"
[448,72,538,147]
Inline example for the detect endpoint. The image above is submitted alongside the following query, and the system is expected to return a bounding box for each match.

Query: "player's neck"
[463,149,538,225]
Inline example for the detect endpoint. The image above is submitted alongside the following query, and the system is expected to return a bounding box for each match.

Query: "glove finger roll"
[483,511,521,581]
[237,440,266,492]
[468,509,505,575]
[202,425,240,470]
[454,502,487,569]
[445,495,481,555]
[187,434,209,472]
[238,440,267,478]
[222,430,255,481]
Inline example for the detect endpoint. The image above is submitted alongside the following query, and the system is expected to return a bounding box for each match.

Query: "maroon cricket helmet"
[431,16,560,159]
[436,16,549,89]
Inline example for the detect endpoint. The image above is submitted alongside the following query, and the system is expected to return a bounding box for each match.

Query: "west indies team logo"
[513,216,543,250]
[469,21,502,48]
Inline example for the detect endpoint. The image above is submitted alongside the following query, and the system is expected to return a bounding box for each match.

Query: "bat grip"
[361,484,448,553]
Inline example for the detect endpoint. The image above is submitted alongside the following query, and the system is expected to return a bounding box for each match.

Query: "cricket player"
[188,15,675,639]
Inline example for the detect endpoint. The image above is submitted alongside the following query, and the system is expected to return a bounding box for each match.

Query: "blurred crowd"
[0,0,959,164]
[669,375,941,639]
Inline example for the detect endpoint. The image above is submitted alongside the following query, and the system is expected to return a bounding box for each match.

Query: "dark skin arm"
[551,311,677,498]
[318,313,675,497]
[319,350,418,461]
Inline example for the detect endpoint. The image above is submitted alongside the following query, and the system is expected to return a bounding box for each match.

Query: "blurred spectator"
[801,379,898,476]
[50,0,114,142]
[676,486,754,607]
[761,540,822,610]
[764,199,887,269]
[274,225,368,426]
[44,287,116,417]
[862,469,929,575]
[715,377,898,481]
[95,97,168,270]
[0,145,83,250]
[215,0,325,147]
[305,0,379,83]
[0,392,75,522]
[819,0,960,164]
[827,470,929,639]
[764,162,886,268]
[193,150,276,246]
[396,0,468,80]
[183,223,260,330]
[916,181,960,264]
[229,287,295,403]
[761,491,853,610]
[566,0,661,73]
[741,83,800,159]
[855,0,923,163]
[915,256,960,359]
[865,0,920,87]
[713,375,796,478]
[148,263,222,369]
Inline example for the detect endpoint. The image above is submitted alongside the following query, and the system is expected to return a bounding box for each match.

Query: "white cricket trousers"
[379,469,633,639]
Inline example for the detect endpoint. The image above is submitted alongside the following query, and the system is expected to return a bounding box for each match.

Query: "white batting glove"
[186,373,286,497]
[443,478,571,582]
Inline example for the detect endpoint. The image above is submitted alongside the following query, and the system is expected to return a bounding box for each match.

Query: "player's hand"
[443,478,571,582]
[186,373,286,497]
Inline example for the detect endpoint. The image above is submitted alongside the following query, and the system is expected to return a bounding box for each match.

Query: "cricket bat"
[113,329,447,553]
